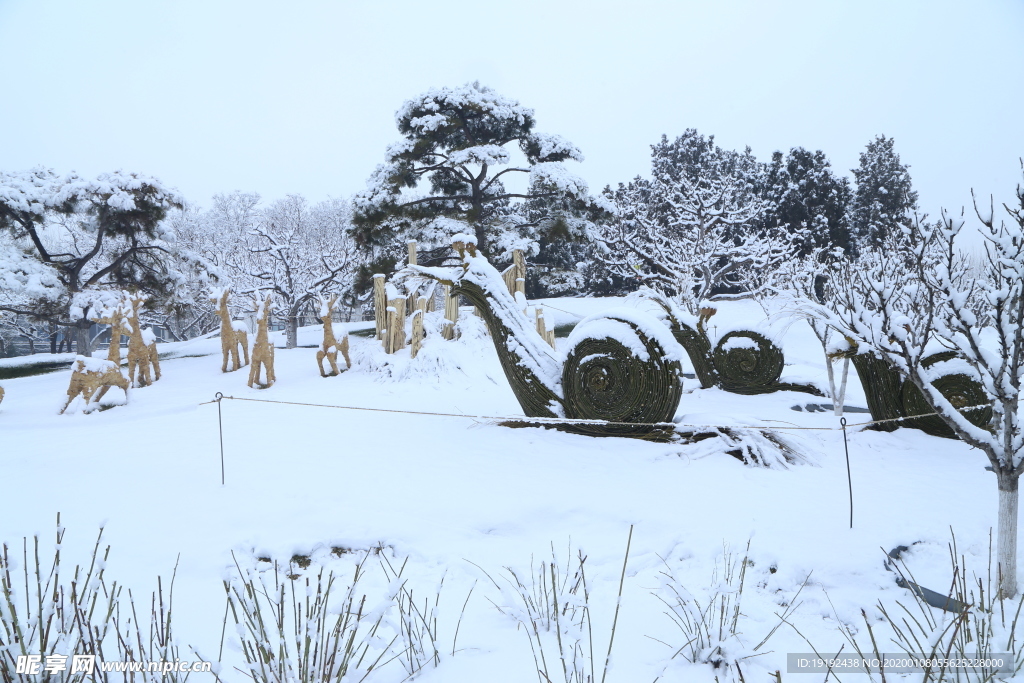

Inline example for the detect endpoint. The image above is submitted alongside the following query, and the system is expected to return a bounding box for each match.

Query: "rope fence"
[200,392,991,535]
[199,393,991,433]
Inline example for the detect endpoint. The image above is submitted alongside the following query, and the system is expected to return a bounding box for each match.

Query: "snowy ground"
[0,298,1010,681]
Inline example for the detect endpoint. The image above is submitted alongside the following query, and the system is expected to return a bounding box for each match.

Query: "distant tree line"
[0,82,919,356]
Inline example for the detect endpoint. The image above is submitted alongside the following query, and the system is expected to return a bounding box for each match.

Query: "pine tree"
[759,147,853,255]
[351,83,605,265]
[850,135,918,249]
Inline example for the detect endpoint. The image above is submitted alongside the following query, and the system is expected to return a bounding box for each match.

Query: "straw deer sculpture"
[126,294,161,387]
[87,301,133,405]
[248,293,276,388]
[212,288,249,372]
[61,357,130,414]
[316,294,350,377]
[0,385,5,407]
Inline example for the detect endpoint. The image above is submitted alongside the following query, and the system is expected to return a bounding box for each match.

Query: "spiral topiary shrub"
[713,331,785,395]
[561,312,684,438]
[900,353,992,438]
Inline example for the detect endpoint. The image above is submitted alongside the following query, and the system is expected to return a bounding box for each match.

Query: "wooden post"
[535,307,556,349]
[442,284,458,340]
[373,274,387,341]
[426,282,437,312]
[385,295,407,353]
[501,249,527,296]
[406,241,420,313]
[502,265,517,295]
[513,249,526,298]
[410,299,428,358]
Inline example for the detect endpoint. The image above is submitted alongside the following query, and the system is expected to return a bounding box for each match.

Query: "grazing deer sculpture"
[248,293,276,388]
[61,357,130,414]
[316,294,350,377]
[212,288,249,373]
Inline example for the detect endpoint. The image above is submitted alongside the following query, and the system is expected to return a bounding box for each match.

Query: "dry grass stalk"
[212,288,249,373]
[316,294,349,377]
[126,293,161,388]
[373,274,387,341]
[248,293,276,388]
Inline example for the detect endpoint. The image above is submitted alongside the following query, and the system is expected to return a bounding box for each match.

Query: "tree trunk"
[49,323,57,354]
[851,353,904,430]
[286,312,298,349]
[825,352,837,409]
[997,472,1019,598]
[73,320,92,356]
[673,325,719,389]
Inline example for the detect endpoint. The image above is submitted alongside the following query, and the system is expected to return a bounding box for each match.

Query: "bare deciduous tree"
[798,167,1024,596]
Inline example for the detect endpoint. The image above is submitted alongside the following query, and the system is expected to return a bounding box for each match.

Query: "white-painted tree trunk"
[998,473,1019,598]
[834,357,850,416]
[825,354,837,409]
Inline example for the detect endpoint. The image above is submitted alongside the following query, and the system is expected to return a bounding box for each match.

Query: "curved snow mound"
[348,312,500,385]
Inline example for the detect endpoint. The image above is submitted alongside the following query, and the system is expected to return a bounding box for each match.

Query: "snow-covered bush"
[839,535,1024,682]
[0,518,204,682]
[224,547,449,682]
[484,533,632,683]
[651,542,801,683]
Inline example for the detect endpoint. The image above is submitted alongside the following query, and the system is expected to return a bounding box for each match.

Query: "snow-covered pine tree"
[850,135,918,249]
[0,169,187,354]
[758,147,853,255]
[351,82,607,269]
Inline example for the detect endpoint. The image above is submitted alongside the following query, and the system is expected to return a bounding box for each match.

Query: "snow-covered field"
[0,298,1009,681]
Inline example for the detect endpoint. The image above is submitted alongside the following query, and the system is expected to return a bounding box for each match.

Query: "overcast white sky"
[1,0,1022,217]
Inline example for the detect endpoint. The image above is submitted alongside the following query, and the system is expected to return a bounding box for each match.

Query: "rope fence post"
[841,416,853,529]
[215,392,225,486]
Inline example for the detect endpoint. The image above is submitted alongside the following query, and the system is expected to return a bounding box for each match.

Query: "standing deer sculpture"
[212,288,249,373]
[248,293,276,388]
[316,294,350,377]
[126,294,161,387]
[88,300,133,405]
